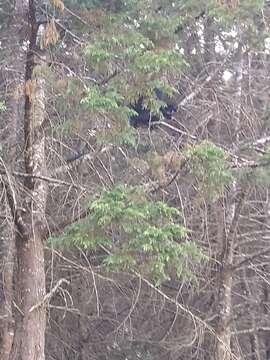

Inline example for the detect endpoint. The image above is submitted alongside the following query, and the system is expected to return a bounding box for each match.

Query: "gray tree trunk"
[214,44,244,360]
[0,1,27,358]
[7,1,48,359]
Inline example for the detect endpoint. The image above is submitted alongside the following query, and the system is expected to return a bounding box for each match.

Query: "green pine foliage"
[0,101,6,112]
[64,0,140,11]
[78,1,186,144]
[247,148,270,186]
[49,185,205,282]
[80,86,134,116]
[54,3,186,143]
[186,141,233,201]
[58,0,265,143]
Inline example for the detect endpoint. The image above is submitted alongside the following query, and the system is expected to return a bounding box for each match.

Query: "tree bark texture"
[214,44,244,360]
[0,1,27,358]
[9,1,48,359]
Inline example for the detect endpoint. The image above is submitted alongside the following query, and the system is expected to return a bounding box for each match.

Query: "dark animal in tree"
[129,89,177,128]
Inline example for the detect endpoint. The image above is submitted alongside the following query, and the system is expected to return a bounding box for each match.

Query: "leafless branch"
[29,279,70,313]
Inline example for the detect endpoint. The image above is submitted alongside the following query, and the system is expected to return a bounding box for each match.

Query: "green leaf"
[48,185,205,283]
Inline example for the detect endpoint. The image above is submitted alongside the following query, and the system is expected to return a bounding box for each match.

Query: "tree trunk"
[8,1,48,359]
[0,1,27,358]
[214,44,244,360]
[9,235,46,360]
[263,195,270,360]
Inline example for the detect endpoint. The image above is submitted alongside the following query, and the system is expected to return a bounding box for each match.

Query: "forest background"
[1,0,270,359]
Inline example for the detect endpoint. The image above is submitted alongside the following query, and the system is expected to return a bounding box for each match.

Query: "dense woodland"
[1,0,270,359]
